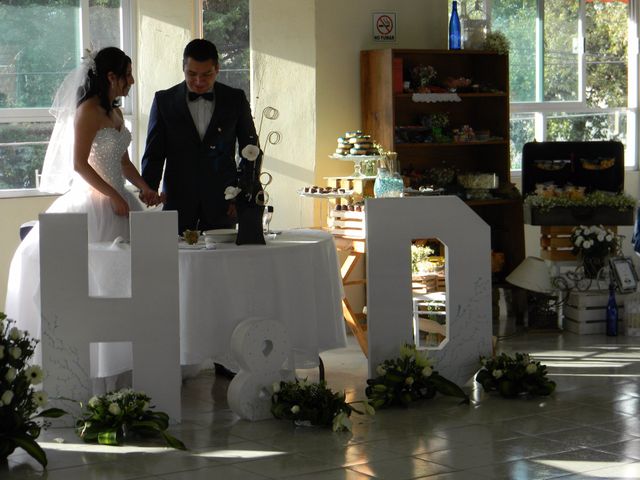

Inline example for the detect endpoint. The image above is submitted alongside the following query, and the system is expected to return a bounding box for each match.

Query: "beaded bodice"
[87,127,132,194]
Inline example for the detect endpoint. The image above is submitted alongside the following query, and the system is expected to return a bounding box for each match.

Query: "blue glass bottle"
[606,281,618,336]
[449,1,462,50]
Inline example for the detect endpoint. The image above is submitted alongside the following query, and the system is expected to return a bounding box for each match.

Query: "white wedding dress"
[5,127,142,381]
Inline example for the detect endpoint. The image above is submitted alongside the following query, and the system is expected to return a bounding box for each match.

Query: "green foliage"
[76,389,186,450]
[271,379,372,432]
[483,31,510,55]
[411,244,435,274]
[0,312,66,467]
[493,0,629,169]
[524,190,636,213]
[203,0,249,94]
[366,344,469,409]
[476,352,556,398]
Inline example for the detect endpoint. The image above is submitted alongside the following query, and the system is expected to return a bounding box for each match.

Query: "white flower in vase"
[241,144,260,162]
[224,186,241,200]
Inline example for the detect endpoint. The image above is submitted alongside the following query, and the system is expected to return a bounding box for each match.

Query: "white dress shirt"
[187,91,215,140]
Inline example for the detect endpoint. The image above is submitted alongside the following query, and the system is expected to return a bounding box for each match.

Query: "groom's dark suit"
[141,80,258,233]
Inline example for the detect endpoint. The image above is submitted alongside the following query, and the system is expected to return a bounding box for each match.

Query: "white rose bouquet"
[0,312,66,467]
[366,343,468,409]
[476,352,555,398]
[571,224,619,258]
[76,388,185,450]
[271,379,373,432]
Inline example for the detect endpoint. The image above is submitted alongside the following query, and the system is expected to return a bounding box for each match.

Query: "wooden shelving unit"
[360,48,525,278]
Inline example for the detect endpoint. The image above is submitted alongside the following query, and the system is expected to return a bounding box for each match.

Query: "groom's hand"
[139,189,160,207]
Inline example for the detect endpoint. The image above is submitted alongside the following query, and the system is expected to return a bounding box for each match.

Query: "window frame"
[501,0,639,171]
[0,0,135,195]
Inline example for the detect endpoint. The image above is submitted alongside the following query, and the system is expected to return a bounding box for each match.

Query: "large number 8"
[227,318,292,420]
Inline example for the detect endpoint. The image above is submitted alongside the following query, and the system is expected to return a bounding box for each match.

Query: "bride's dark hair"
[77,47,131,113]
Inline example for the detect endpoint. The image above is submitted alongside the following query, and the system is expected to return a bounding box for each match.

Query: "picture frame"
[609,256,639,293]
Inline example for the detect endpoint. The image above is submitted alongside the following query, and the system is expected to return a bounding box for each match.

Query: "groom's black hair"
[183,39,219,67]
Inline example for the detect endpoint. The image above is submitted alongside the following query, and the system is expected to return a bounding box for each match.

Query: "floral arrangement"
[0,312,66,467]
[271,379,373,432]
[366,344,468,409]
[524,190,636,213]
[76,388,185,450]
[411,244,435,274]
[411,64,437,89]
[225,143,262,206]
[483,31,510,55]
[476,352,556,398]
[571,224,619,258]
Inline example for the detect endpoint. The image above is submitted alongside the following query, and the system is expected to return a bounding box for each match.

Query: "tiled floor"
[6,330,640,479]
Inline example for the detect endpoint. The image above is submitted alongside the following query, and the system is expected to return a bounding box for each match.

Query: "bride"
[5,47,158,381]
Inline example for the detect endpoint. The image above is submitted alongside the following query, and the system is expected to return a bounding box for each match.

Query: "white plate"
[203,229,237,243]
[179,243,205,250]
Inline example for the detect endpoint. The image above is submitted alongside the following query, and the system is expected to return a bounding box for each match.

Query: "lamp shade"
[506,256,553,294]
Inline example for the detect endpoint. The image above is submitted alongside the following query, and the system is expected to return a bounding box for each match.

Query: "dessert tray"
[297,188,354,198]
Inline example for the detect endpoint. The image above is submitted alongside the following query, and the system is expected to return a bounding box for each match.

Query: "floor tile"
[347,456,453,480]
[6,332,640,479]
[233,453,339,478]
[464,458,574,480]
[537,425,636,449]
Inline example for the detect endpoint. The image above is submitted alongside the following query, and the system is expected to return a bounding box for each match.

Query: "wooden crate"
[540,226,617,261]
[327,209,365,238]
[412,273,446,294]
[563,289,628,334]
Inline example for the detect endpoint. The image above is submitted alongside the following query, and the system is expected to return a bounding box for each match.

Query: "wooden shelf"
[395,140,508,148]
[465,198,521,207]
[361,48,524,276]
[395,92,507,99]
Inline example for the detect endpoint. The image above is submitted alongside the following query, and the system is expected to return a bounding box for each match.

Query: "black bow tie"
[188,91,214,102]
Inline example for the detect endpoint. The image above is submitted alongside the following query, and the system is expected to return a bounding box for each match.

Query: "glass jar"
[373,156,404,198]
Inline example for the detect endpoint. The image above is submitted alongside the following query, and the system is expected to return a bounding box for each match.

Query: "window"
[201,0,250,98]
[0,0,131,191]
[489,0,636,169]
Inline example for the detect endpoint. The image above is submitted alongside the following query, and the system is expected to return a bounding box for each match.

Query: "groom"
[141,39,259,234]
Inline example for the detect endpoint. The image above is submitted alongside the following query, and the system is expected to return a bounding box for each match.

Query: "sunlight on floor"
[194,449,288,459]
[533,459,640,478]
[39,442,170,454]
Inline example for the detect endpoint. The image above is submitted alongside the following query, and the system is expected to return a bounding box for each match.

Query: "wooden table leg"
[334,238,368,357]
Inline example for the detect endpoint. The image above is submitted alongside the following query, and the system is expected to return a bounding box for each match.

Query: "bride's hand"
[110,194,130,216]
[139,188,160,207]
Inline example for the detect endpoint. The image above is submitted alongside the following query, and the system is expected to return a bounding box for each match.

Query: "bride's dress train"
[5,127,141,385]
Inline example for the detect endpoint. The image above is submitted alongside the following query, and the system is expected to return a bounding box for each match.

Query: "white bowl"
[203,228,237,243]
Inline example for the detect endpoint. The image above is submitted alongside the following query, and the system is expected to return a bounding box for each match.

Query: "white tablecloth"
[88,229,347,372]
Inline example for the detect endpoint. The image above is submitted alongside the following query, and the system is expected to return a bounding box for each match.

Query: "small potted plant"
[271,379,373,432]
[476,352,556,398]
[366,344,468,409]
[0,312,66,467]
[76,388,186,449]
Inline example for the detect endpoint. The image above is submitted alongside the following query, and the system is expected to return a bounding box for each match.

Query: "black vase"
[582,255,606,279]
[236,203,265,245]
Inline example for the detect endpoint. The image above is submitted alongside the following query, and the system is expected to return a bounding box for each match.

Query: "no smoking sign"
[373,12,396,42]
